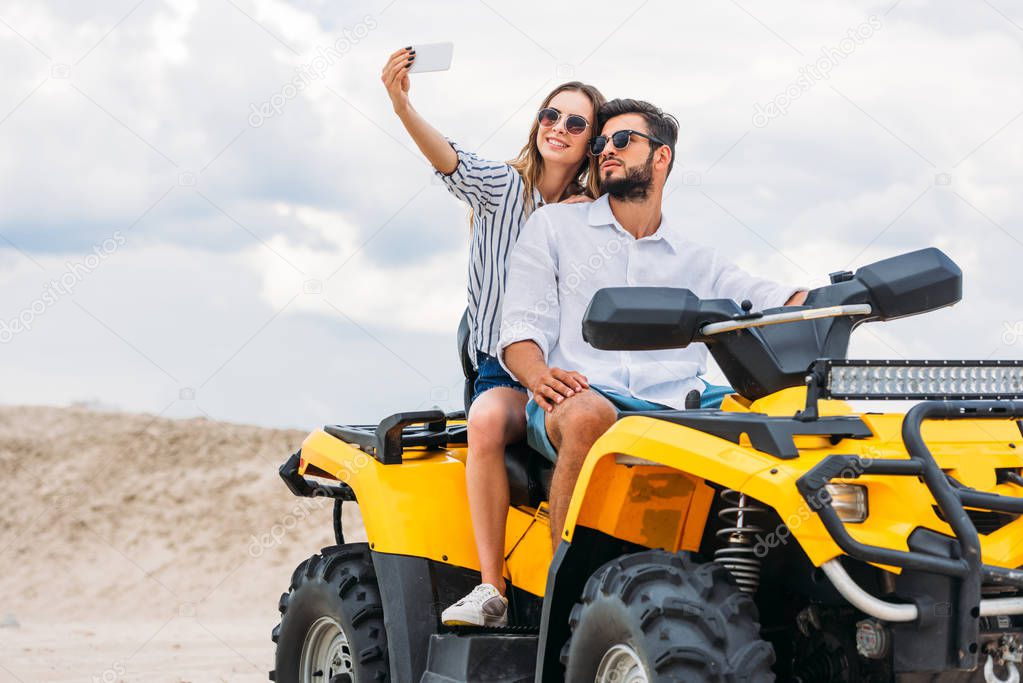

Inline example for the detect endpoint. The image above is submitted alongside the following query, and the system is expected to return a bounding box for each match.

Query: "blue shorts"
[472,351,526,402]
[525,380,732,463]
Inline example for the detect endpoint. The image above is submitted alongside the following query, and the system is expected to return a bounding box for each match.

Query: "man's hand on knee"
[529,367,590,413]
[502,341,589,413]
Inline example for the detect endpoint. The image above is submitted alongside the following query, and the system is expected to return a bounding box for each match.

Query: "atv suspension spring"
[714,489,766,594]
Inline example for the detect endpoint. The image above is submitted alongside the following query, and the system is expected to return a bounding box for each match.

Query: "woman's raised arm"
[381,47,458,175]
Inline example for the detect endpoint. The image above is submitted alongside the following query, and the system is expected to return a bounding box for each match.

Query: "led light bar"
[821,360,1023,400]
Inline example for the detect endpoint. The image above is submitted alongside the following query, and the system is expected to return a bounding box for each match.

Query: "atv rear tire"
[272,544,388,683]
[560,550,775,682]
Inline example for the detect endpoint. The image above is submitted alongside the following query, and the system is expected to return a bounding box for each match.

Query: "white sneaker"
[441,583,509,627]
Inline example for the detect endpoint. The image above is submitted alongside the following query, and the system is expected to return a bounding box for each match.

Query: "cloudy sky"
[0,0,1021,429]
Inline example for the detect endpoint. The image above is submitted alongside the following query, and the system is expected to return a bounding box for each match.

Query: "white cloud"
[246,201,468,333]
[1,0,1022,427]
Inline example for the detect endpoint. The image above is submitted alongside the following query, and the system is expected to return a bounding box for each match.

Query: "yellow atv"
[270,247,1023,682]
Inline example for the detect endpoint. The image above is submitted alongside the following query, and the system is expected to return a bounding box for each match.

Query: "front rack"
[796,399,1023,670]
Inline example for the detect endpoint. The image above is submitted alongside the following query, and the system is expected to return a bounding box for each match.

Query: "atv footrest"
[443,624,540,636]
[421,632,537,683]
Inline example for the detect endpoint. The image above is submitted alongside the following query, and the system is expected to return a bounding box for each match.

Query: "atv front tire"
[272,544,388,682]
[560,550,775,682]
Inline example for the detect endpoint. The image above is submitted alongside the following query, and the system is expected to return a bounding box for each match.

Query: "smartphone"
[409,42,453,74]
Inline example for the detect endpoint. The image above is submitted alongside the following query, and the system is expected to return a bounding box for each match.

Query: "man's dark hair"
[597,98,679,176]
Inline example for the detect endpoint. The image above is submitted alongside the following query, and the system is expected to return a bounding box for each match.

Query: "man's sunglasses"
[537,107,591,136]
[589,129,668,156]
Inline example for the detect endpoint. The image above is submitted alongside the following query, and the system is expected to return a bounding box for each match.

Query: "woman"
[381,47,605,627]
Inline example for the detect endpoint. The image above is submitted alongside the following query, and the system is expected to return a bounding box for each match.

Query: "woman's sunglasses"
[589,129,668,156]
[537,107,590,136]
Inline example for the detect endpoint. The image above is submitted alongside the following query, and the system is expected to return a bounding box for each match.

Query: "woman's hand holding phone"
[380,46,457,175]
[381,47,414,114]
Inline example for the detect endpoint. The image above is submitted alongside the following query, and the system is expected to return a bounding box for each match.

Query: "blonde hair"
[509,81,607,217]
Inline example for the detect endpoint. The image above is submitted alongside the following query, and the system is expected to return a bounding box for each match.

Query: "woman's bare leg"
[465,387,528,595]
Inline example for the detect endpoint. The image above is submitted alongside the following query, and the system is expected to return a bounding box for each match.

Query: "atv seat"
[458,310,553,508]
[504,441,553,508]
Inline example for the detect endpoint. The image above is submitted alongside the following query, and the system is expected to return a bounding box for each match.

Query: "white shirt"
[435,140,543,366]
[498,194,801,410]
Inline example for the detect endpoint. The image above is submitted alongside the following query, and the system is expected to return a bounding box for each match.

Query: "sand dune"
[0,405,365,682]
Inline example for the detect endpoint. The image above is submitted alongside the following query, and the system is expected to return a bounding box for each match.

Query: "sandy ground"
[0,405,366,682]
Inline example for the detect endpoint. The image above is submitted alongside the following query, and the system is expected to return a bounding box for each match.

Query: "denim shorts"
[526,380,732,462]
[472,351,526,402]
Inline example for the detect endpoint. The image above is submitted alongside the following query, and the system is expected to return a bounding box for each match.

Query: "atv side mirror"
[583,287,731,351]
[855,247,962,320]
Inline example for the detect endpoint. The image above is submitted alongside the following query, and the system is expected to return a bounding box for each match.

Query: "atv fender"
[560,415,847,567]
[296,429,483,568]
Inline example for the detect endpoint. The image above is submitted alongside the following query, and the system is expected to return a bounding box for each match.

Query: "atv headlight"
[826,484,868,523]
[824,360,1023,400]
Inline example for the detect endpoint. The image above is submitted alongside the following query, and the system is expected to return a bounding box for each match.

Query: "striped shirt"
[436,140,542,367]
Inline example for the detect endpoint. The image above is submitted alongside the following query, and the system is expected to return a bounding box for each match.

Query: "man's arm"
[786,290,808,306]
[708,248,807,310]
[499,209,588,412]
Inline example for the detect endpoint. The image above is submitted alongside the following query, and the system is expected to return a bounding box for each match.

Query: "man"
[499,98,808,550]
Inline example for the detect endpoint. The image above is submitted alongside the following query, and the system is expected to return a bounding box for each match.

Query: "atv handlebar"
[582,247,963,400]
[700,303,874,336]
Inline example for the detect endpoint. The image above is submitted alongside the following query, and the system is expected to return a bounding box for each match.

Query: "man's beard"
[600,154,654,201]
